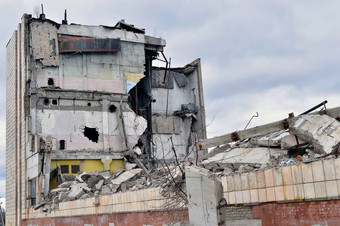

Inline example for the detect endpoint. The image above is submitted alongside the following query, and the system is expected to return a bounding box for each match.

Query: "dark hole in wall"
[87,102,92,107]
[60,140,65,150]
[83,126,99,143]
[52,99,58,105]
[71,165,80,174]
[48,78,54,86]
[60,165,69,174]
[43,98,50,105]
[109,104,117,112]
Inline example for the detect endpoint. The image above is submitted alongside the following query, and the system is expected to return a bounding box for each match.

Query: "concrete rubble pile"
[36,166,174,212]
[200,113,340,176]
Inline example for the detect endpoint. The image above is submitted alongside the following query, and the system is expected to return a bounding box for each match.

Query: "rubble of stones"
[200,114,340,177]
[37,166,172,212]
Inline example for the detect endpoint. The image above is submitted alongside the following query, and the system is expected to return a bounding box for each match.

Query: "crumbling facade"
[6,13,206,225]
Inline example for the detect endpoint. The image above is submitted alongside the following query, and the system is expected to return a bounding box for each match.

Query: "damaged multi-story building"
[6,12,206,225]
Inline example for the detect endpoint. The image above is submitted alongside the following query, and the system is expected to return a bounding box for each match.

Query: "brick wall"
[253,200,340,226]
[225,206,254,220]
[23,210,188,226]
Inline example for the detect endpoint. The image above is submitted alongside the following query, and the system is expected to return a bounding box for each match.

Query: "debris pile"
[36,167,175,212]
[200,113,340,176]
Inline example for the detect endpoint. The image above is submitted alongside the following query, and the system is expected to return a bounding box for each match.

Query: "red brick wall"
[253,200,340,226]
[22,210,188,226]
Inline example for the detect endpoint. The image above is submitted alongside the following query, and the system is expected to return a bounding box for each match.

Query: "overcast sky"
[1,0,340,198]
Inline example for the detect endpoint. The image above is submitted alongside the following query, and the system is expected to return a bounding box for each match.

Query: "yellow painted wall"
[50,159,124,189]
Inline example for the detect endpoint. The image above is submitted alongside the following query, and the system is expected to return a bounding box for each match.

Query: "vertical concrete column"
[186,166,226,226]
[102,99,110,151]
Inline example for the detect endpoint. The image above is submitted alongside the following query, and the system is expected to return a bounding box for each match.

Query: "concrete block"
[241,173,249,190]
[227,175,235,191]
[291,164,303,184]
[335,158,340,179]
[249,172,257,189]
[304,183,316,199]
[264,169,274,187]
[275,186,284,201]
[234,174,242,191]
[283,185,294,200]
[312,161,325,182]
[301,163,314,183]
[293,184,305,200]
[242,190,251,203]
[314,182,327,198]
[290,114,340,154]
[273,169,283,186]
[326,181,338,198]
[250,189,259,203]
[323,159,336,180]
[258,189,267,203]
[282,166,293,185]
[266,187,275,201]
[235,191,243,204]
[256,171,266,188]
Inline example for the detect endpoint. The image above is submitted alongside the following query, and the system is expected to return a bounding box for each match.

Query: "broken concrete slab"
[95,180,104,190]
[110,169,143,187]
[201,147,287,166]
[281,134,307,150]
[125,162,137,170]
[58,181,74,188]
[50,187,69,195]
[249,131,289,147]
[290,114,340,154]
[186,166,226,226]
[68,186,85,201]
[200,143,231,161]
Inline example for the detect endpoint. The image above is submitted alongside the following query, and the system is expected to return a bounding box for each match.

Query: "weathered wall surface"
[6,29,18,226]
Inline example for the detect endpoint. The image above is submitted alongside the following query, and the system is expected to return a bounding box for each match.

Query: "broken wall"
[151,60,206,161]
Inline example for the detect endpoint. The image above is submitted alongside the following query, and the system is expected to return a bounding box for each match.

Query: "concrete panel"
[185,166,225,226]
[291,164,303,184]
[323,159,336,181]
[325,181,338,198]
[293,184,305,200]
[283,185,294,200]
[234,174,242,191]
[250,189,259,203]
[256,171,266,188]
[258,189,267,202]
[266,187,275,201]
[314,182,327,198]
[242,190,251,203]
[282,166,293,185]
[304,183,316,199]
[273,169,283,186]
[302,163,314,183]
[312,161,325,182]
[249,172,257,189]
[264,169,274,187]
[275,186,284,201]
[241,173,249,190]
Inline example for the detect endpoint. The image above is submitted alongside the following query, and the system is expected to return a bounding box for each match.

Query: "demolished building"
[6,12,206,225]
[7,11,340,226]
